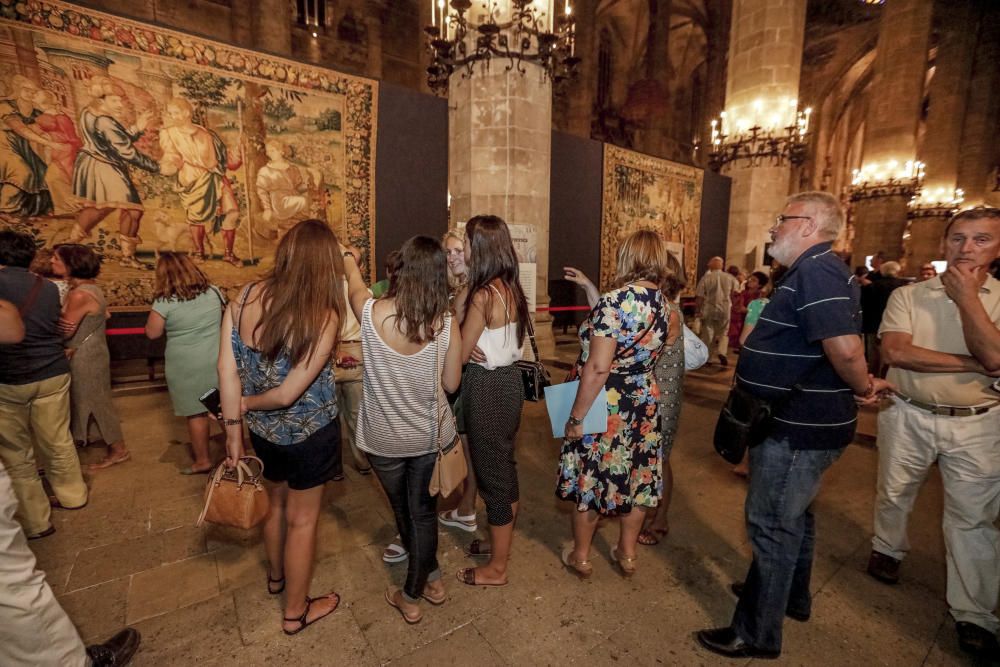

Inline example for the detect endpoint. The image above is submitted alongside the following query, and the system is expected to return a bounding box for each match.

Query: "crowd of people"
[0,196,998,663]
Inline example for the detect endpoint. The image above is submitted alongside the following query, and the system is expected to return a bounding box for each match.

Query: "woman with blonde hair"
[144,252,225,474]
[436,228,480,535]
[558,229,670,578]
[218,219,345,635]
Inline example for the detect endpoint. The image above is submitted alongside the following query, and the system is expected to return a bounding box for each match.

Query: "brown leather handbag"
[196,456,270,529]
[429,324,467,497]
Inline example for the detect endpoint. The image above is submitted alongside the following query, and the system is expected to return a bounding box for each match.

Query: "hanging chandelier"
[424,0,580,95]
[850,160,925,201]
[706,99,811,171]
[908,186,964,219]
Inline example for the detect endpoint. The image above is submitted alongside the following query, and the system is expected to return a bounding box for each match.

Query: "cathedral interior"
[1,0,999,665]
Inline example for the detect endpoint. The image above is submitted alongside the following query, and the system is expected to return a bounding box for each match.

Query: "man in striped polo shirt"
[697,191,892,659]
[868,207,1000,660]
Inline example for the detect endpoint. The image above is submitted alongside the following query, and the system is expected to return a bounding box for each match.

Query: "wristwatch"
[567,414,583,426]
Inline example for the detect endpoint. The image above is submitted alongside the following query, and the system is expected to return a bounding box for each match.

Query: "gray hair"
[881,261,901,277]
[786,191,845,240]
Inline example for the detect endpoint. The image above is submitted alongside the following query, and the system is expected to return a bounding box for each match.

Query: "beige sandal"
[611,548,638,577]
[561,545,593,579]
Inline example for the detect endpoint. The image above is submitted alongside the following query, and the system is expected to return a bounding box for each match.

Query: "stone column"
[956,3,1000,206]
[850,0,933,264]
[449,64,553,354]
[365,0,386,80]
[250,0,292,56]
[907,0,977,273]
[722,0,806,270]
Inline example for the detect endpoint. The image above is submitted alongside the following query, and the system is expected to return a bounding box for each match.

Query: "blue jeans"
[731,436,845,653]
[368,452,441,601]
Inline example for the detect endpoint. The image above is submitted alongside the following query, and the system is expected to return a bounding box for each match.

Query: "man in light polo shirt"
[696,192,892,659]
[695,256,739,366]
[868,206,1000,660]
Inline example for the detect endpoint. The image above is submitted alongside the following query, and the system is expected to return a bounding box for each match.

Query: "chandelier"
[424,0,579,95]
[908,186,964,219]
[850,160,925,201]
[706,99,811,171]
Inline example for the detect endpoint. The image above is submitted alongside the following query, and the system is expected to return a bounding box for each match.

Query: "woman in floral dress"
[557,229,670,578]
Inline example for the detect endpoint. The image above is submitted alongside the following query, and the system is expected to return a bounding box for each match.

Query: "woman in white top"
[343,236,463,624]
[453,215,530,588]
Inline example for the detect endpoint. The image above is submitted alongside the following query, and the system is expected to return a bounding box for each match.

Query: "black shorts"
[249,419,341,490]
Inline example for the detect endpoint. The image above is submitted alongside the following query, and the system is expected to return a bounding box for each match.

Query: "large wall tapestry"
[600,145,703,292]
[0,1,376,307]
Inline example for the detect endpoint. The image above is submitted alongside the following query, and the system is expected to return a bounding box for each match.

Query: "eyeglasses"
[774,214,813,227]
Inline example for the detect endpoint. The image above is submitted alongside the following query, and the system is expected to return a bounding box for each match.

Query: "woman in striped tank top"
[343,236,463,624]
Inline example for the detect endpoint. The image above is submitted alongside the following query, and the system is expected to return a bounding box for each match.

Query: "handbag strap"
[524,312,541,363]
[432,320,449,451]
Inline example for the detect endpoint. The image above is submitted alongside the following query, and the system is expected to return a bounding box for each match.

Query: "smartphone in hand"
[199,388,222,418]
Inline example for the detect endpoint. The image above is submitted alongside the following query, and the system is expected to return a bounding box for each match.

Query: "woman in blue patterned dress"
[557,230,670,578]
[218,219,346,636]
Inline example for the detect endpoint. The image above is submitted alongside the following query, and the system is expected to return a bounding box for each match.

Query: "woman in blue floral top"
[558,230,671,578]
[218,219,347,636]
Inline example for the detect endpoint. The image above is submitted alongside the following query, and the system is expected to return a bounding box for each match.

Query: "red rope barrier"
[106,327,146,336]
[536,305,591,312]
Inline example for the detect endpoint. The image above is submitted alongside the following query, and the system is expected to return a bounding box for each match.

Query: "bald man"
[695,256,739,365]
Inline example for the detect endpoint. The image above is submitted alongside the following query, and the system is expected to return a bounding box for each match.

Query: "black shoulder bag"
[713,362,825,465]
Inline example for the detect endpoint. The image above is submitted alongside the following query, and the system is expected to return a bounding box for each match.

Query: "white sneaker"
[438,509,478,533]
[382,541,408,563]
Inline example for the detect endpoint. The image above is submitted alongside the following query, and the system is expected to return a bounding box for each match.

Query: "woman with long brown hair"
[343,235,463,623]
[558,229,670,578]
[144,252,225,474]
[53,243,129,469]
[454,215,530,587]
[218,219,345,635]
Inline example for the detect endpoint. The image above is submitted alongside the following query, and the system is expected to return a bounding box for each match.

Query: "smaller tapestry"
[600,145,703,293]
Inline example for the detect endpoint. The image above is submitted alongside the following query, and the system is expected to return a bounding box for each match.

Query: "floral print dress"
[557,285,668,515]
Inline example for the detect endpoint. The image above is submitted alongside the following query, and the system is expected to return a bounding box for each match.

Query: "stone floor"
[27,341,979,666]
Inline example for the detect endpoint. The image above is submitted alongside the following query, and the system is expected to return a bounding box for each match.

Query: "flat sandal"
[282,593,340,636]
[267,567,285,595]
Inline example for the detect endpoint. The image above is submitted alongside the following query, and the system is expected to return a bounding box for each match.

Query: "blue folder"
[544,381,609,438]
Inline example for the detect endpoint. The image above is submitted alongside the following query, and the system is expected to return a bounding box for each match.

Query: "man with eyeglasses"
[868,207,1000,660]
[697,191,892,659]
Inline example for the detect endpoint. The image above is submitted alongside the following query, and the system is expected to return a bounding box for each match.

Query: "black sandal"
[282,593,340,636]
[267,568,285,595]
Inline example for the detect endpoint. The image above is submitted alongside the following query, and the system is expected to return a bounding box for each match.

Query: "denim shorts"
[249,419,341,490]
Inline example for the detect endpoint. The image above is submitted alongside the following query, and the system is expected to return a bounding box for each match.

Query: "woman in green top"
[144,252,225,474]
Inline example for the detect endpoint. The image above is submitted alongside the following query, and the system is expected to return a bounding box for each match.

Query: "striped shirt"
[735,242,862,450]
[356,298,457,458]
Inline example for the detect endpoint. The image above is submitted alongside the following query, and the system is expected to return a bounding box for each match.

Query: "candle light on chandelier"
[849,159,925,201]
[907,186,964,218]
[424,0,580,95]
[707,98,811,171]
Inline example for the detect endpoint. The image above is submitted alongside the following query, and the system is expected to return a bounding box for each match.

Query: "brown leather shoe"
[866,550,900,584]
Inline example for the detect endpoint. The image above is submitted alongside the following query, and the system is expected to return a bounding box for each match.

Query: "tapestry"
[600,144,703,293]
[0,1,377,307]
